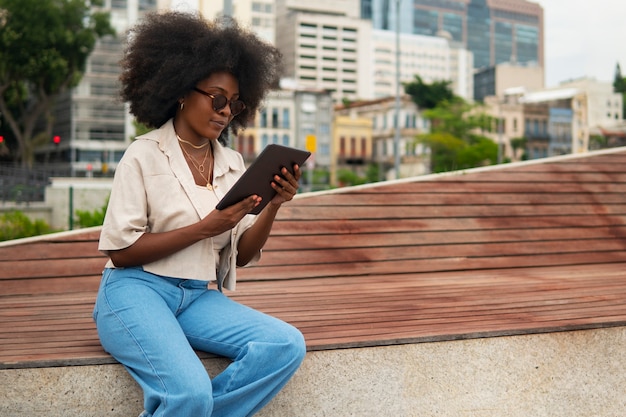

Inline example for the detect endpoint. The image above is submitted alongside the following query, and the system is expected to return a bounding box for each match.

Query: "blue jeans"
[93,267,306,417]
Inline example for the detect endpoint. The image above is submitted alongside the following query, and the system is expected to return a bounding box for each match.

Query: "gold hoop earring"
[180,101,184,110]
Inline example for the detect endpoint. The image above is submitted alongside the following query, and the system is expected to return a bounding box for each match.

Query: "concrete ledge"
[2,326,624,417]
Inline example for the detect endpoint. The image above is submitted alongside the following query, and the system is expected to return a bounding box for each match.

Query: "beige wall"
[496,64,544,96]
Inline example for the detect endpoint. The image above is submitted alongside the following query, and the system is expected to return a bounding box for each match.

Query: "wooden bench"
[2,148,626,416]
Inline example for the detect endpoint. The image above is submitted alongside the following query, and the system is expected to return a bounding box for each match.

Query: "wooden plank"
[277,204,626,220]
[237,251,626,281]
[291,192,626,206]
[269,215,626,235]
[0,257,106,280]
[253,237,626,267]
[263,226,626,250]
[0,240,101,261]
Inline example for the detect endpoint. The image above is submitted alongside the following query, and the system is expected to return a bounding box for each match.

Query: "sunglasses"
[192,87,246,116]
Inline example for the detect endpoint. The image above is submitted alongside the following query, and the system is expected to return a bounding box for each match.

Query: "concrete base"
[2,327,624,417]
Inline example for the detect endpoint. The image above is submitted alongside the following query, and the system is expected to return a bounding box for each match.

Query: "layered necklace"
[177,134,215,191]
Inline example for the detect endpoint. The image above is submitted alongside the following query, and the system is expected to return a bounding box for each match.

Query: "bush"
[0,211,56,241]
[74,198,109,228]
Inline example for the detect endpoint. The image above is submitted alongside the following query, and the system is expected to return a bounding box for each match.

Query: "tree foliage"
[404,75,455,110]
[0,0,114,166]
[416,98,497,173]
[404,75,499,173]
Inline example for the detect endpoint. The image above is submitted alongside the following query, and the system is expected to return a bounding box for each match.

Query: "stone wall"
[2,327,624,417]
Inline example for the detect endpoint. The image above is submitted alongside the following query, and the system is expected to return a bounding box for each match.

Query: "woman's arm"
[109,195,261,267]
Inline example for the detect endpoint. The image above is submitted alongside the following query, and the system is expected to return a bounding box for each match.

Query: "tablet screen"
[216,144,311,214]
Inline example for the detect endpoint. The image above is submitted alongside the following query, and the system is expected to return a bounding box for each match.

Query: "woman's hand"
[206,195,261,234]
[268,164,301,208]
[235,164,301,266]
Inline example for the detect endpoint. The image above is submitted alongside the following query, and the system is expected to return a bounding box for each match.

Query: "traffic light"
[0,136,4,144]
[53,135,61,145]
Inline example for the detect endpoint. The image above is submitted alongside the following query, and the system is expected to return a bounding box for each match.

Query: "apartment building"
[331,113,374,187]
[520,78,623,157]
[335,95,429,179]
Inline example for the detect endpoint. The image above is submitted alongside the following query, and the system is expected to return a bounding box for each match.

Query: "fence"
[0,164,71,204]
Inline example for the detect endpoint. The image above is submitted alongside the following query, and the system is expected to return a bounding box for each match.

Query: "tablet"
[216,144,311,214]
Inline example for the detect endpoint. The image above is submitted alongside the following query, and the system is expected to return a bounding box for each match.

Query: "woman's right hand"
[202,194,262,235]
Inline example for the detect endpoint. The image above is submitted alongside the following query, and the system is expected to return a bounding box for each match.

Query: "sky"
[537,0,626,87]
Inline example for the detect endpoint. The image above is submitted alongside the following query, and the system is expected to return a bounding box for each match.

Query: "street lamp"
[393,0,401,179]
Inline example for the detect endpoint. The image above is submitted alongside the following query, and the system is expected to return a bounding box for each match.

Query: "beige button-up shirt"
[99,119,259,291]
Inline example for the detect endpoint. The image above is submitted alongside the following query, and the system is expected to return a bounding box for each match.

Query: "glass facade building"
[366,0,543,71]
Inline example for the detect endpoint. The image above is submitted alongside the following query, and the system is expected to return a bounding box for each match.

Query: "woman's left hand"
[269,164,301,207]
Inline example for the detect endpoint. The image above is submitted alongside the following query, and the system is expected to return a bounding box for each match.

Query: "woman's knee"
[165,374,214,416]
[270,323,307,369]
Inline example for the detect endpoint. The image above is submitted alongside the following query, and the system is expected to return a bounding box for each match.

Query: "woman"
[93,11,306,417]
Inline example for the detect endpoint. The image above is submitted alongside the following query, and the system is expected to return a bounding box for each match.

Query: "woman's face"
[175,71,242,142]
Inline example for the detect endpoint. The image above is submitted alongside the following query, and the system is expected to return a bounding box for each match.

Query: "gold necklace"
[180,141,215,190]
[176,133,211,149]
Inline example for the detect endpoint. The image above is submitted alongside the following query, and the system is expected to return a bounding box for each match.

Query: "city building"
[331,112,374,187]
[241,83,333,189]
[198,0,276,43]
[40,0,158,176]
[366,0,544,71]
[474,61,544,102]
[483,88,527,162]
[335,95,429,179]
[372,29,474,100]
[275,0,373,103]
[520,78,623,157]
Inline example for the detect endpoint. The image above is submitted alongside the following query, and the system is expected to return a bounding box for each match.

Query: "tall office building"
[366,0,543,71]
[275,0,373,103]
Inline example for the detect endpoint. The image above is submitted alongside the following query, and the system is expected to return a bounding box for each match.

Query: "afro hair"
[119,11,283,144]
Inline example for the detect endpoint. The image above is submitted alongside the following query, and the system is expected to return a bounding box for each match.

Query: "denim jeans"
[93,267,306,417]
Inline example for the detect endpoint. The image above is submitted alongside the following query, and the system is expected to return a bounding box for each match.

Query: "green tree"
[510,136,528,160]
[0,0,114,166]
[416,99,498,173]
[404,75,455,110]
